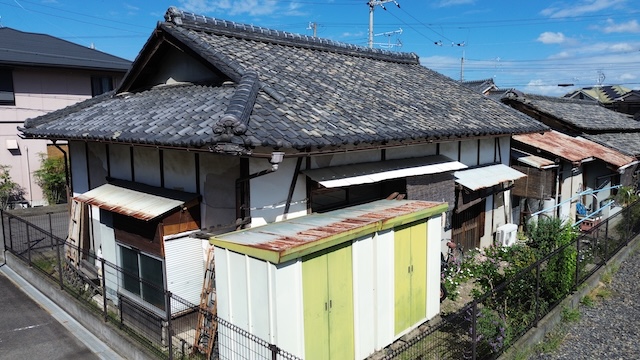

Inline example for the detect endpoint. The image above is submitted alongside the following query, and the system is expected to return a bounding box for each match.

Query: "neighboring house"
[0,27,131,206]
[19,7,547,359]
[511,130,637,227]
[564,85,640,119]
[461,78,499,96]
[501,90,640,226]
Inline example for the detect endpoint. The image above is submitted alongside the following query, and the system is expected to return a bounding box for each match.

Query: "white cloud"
[524,79,568,96]
[537,32,567,44]
[619,73,637,81]
[603,19,640,33]
[436,0,475,7]
[541,0,627,18]
[178,0,280,17]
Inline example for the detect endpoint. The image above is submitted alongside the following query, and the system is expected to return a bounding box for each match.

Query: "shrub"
[33,153,67,205]
[0,165,25,210]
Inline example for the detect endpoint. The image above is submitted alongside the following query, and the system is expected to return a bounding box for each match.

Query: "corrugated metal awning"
[454,164,526,191]
[303,155,467,188]
[511,149,557,169]
[74,182,199,221]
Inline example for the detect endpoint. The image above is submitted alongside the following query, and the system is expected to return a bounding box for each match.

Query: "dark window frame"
[0,68,15,106]
[118,245,166,311]
[91,75,114,97]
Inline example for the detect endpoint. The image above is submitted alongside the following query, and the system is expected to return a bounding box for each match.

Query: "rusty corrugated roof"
[74,182,198,221]
[210,199,448,264]
[513,130,636,169]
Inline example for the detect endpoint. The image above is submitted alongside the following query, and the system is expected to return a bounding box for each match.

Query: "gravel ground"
[531,246,640,359]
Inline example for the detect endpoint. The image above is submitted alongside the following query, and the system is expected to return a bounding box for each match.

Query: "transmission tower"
[368,0,400,49]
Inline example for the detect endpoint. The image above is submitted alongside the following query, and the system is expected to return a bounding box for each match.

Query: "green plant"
[560,306,580,323]
[580,294,594,307]
[33,153,67,205]
[0,165,25,210]
[534,329,565,354]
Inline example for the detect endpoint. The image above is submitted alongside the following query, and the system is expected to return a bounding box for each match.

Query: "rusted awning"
[74,181,199,221]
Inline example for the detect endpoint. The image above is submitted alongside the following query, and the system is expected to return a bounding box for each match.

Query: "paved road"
[0,264,123,360]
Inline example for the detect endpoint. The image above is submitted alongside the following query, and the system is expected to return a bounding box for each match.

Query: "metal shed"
[210,199,448,359]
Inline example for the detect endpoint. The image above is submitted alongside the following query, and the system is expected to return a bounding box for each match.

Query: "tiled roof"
[564,85,631,104]
[0,27,131,71]
[502,90,640,132]
[461,78,498,94]
[20,7,547,153]
[582,133,640,158]
[513,130,636,169]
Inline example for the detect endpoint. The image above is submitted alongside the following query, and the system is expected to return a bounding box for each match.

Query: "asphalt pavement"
[0,263,124,360]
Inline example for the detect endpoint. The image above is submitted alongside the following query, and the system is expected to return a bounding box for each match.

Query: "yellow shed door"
[394,221,427,335]
[303,244,355,360]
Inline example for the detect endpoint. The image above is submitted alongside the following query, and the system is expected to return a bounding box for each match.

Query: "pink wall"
[0,67,123,206]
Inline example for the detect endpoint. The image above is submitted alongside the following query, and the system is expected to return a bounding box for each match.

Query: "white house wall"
[426,215,443,319]
[385,143,437,159]
[249,157,307,227]
[200,153,239,228]
[163,150,197,193]
[133,147,161,187]
[70,141,89,194]
[108,144,132,181]
[87,142,109,189]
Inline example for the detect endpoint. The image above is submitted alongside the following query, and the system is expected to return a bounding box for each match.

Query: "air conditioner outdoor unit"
[496,223,518,247]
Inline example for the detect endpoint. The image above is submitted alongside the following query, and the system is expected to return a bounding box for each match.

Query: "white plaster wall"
[250,157,307,227]
[133,147,161,187]
[559,164,583,224]
[459,139,478,166]
[0,128,46,206]
[70,141,89,194]
[200,153,239,228]
[108,144,132,181]
[87,142,108,189]
[439,141,458,161]
[385,143,437,160]
[309,150,381,169]
[163,150,197,193]
[479,137,497,164]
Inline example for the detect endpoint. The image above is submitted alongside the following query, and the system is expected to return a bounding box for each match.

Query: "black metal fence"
[1,208,301,360]
[382,200,640,360]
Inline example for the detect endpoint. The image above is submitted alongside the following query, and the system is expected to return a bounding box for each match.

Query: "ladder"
[192,246,217,358]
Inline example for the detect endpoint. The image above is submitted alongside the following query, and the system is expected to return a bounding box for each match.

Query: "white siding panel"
[247,256,270,340]
[274,260,304,358]
[229,251,250,329]
[164,236,205,305]
[215,248,231,320]
[426,216,442,319]
[353,234,375,359]
[376,229,395,348]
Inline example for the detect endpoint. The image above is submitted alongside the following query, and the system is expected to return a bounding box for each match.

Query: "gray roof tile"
[502,90,640,132]
[21,7,547,152]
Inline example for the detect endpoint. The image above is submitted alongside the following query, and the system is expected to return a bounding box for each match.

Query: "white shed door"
[165,236,206,306]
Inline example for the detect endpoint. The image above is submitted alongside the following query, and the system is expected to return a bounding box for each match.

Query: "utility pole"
[308,22,317,37]
[368,0,400,49]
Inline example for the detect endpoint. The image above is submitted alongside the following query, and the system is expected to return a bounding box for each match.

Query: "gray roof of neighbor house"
[20,7,547,153]
[502,90,640,132]
[0,27,131,71]
[583,133,640,158]
[461,78,498,94]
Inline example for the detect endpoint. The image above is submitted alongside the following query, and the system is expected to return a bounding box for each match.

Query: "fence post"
[534,260,540,326]
[270,344,278,360]
[57,237,63,289]
[471,300,478,360]
[26,222,31,265]
[574,236,580,291]
[48,213,54,249]
[8,216,13,250]
[166,291,173,360]
[101,257,107,322]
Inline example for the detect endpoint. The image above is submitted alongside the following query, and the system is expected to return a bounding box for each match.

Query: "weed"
[534,329,564,354]
[601,264,620,285]
[580,295,595,307]
[560,306,580,323]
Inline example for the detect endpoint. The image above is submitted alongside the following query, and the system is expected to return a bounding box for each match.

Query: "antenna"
[373,28,403,49]
[367,0,400,49]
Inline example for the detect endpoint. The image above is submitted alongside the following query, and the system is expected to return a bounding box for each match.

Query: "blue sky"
[2,0,639,96]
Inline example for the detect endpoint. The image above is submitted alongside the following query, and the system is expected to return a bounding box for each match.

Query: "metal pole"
[101,257,107,322]
[57,236,63,289]
[368,2,374,48]
[48,213,53,249]
[270,344,278,360]
[534,261,540,326]
[166,291,173,359]
[471,300,477,359]
[26,222,31,265]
